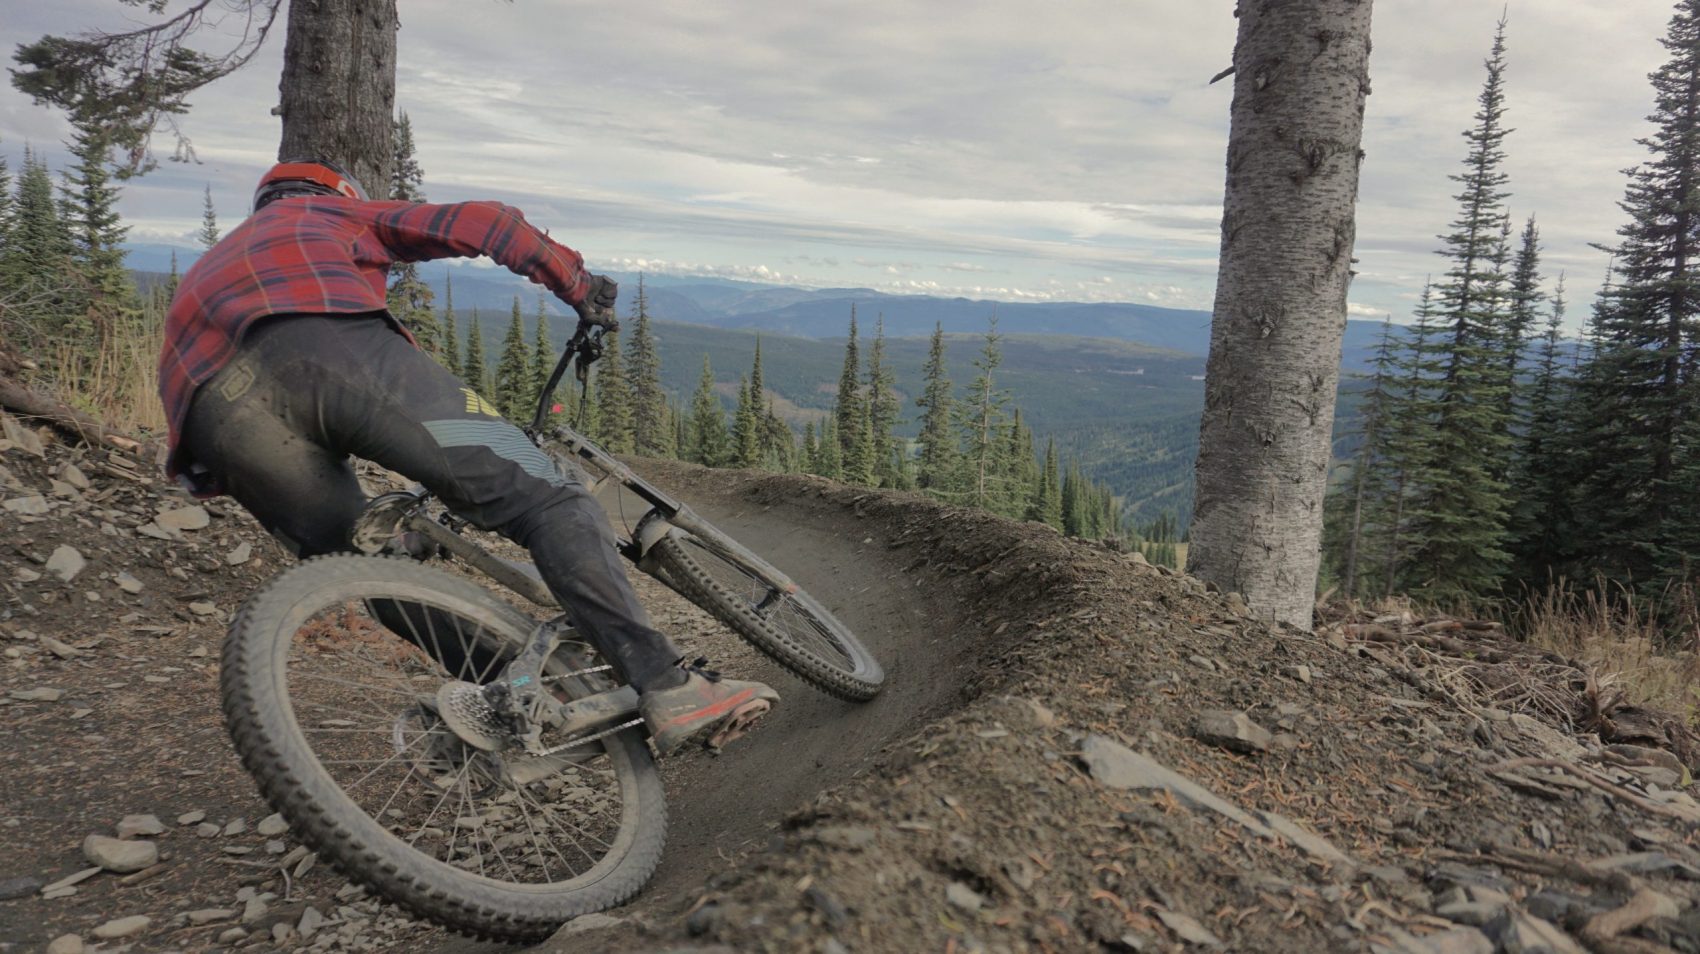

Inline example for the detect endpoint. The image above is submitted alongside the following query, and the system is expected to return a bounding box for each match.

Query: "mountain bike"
[218,316,884,940]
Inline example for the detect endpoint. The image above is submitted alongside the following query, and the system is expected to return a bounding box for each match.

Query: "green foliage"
[594,330,635,453]
[627,276,673,457]
[462,309,489,396]
[493,299,530,420]
[915,323,957,491]
[527,295,553,423]
[198,183,219,249]
[439,272,461,375]
[866,315,901,487]
[834,307,873,485]
[958,317,1011,512]
[685,355,729,466]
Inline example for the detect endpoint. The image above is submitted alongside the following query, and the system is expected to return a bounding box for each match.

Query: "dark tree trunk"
[1186,0,1375,629]
[277,0,398,198]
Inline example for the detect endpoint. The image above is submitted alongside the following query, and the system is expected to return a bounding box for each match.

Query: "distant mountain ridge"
[124,243,1398,370]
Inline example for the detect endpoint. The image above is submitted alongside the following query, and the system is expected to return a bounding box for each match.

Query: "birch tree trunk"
[277,0,399,199]
[1186,0,1374,630]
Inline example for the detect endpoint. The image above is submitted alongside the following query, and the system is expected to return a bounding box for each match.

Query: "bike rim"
[672,535,863,673]
[276,592,633,889]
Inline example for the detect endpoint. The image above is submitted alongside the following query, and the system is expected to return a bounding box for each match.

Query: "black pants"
[181,313,680,691]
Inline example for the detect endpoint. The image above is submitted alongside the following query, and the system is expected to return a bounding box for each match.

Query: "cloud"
[0,0,1672,331]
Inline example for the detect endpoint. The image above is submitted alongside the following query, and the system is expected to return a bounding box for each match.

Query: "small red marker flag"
[551,403,564,414]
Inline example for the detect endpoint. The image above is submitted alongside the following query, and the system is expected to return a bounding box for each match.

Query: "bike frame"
[347,318,804,758]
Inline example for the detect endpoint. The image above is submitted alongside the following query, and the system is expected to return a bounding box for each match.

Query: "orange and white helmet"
[253,158,368,210]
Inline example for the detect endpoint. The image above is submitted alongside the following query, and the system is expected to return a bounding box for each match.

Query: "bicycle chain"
[536,717,645,757]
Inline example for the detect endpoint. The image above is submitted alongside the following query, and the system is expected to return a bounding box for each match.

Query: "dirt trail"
[4,422,1699,954]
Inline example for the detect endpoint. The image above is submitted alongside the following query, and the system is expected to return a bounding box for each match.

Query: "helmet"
[253,158,368,210]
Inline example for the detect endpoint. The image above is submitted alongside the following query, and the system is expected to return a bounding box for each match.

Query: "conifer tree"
[1568,0,1700,598]
[801,421,819,473]
[198,183,220,249]
[764,397,796,471]
[385,111,441,354]
[865,315,900,487]
[835,307,870,481]
[732,373,762,467]
[527,296,554,420]
[594,330,634,453]
[685,355,729,466]
[0,150,13,241]
[1373,283,1446,598]
[960,317,1010,510]
[627,276,672,457]
[1505,276,1574,583]
[494,298,531,420]
[1039,438,1064,528]
[1404,20,1519,602]
[1502,216,1545,425]
[59,124,130,291]
[815,413,843,478]
[0,149,73,298]
[915,323,957,491]
[463,308,489,395]
[440,271,461,375]
[1323,316,1400,599]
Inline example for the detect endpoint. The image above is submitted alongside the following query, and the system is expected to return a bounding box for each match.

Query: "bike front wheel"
[644,530,884,701]
[220,555,666,941]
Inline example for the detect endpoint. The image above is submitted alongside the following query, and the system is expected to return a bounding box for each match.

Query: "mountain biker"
[158,157,778,754]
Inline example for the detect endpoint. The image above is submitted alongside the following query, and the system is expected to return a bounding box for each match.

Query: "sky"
[0,0,1679,330]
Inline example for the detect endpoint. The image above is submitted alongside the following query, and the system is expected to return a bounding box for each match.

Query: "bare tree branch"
[11,0,285,176]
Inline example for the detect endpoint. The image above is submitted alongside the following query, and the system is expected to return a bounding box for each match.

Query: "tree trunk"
[1186,0,1374,630]
[277,0,398,199]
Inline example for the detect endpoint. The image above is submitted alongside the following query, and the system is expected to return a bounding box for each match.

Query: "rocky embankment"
[2,408,1698,954]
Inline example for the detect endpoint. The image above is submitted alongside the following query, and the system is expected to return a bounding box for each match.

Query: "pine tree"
[685,355,729,466]
[0,149,73,298]
[1039,438,1063,528]
[835,307,871,483]
[1505,275,1574,583]
[463,309,489,395]
[801,421,819,472]
[493,299,531,420]
[1404,20,1519,603]
[594,330,635,453]
[732,373,762,467]
[865,315,900,487]
[1324,317,1400,599]
[385,111,441,354]
[764,397,795,471]
[198,183,220,249]
[960,316,1010,510]
[915,323,957,491]
[1373,283,1446,598]
[1502,216,1545,426]
[627,276,672,457]
[440,271,461,375]
[527,295,554,422]
[1566,0,1700,603]
[814,412,843,478]
[0,149,13,242]
[60,125,130,283]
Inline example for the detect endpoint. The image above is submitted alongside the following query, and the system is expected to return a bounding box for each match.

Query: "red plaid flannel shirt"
[159,196,593,490]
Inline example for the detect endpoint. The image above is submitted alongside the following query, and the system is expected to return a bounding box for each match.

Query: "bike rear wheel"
[644,530,884,701]
[220,556,665,941]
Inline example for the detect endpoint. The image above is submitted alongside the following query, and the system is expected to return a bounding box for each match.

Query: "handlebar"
[528,317,606,435]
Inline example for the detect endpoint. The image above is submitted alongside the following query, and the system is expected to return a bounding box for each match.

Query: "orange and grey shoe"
[640,658,779,756]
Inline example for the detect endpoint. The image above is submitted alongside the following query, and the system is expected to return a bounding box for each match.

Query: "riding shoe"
[639,659,779,755]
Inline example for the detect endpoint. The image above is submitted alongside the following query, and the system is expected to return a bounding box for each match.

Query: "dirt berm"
[3,424,1698,953]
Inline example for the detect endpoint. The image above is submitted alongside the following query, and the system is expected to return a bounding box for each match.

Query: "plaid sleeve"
[369,201,593,305]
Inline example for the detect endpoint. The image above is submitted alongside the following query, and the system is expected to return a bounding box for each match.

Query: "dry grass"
[1511,580,1700,729]
[2,294,166,435]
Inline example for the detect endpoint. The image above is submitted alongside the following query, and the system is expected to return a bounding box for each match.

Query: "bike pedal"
[705,699,772,753]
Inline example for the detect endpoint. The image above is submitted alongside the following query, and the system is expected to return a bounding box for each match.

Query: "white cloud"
[0,0,1674,331]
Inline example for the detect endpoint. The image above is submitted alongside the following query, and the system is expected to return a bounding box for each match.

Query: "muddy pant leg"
[180,348,496,680]
[243,315,683,692]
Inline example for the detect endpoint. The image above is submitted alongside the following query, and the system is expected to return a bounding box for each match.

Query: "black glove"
[574,274,620,332]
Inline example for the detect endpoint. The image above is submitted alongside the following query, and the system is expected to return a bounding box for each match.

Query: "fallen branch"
[0,376,141,452]
[1491,757,1700,823]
